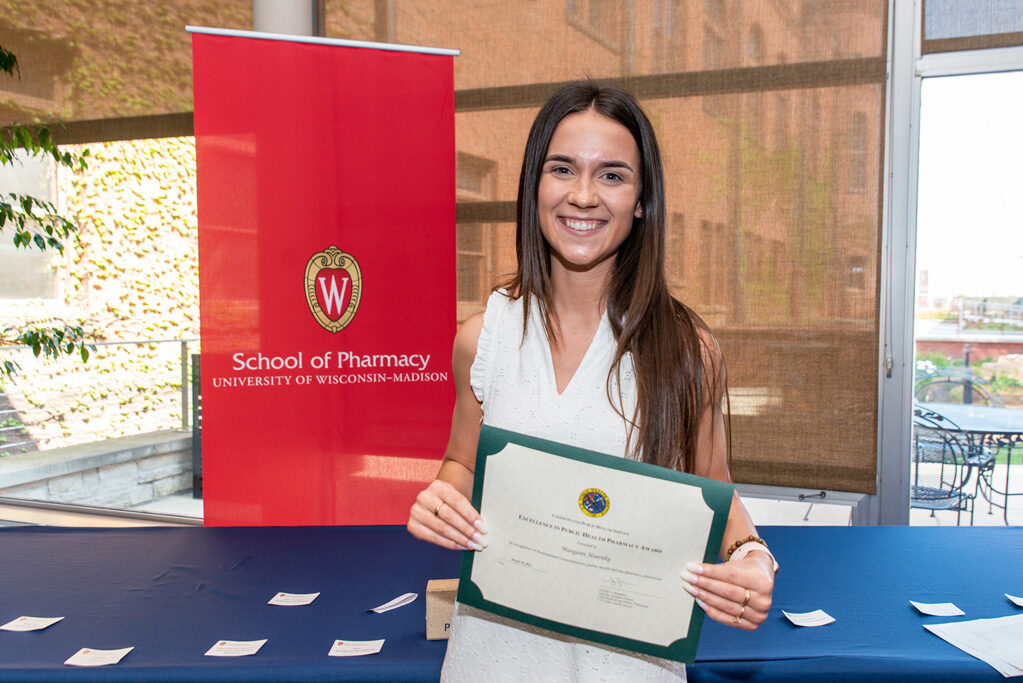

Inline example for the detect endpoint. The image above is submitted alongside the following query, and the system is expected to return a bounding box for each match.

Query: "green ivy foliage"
[1,44,93,378]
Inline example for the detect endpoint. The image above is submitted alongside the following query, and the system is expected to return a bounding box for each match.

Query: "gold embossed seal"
[305,246,362,333]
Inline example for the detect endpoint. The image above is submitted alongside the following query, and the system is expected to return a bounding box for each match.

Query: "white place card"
[911,601,965,617]
[268,592,320,606]
[65,647,133,667]
[783,609,835,627]
[1,616,64,632]
[204,639,267,657]
[1007,594,1023,608]
[369,592,418,613]
[328,639,385,657]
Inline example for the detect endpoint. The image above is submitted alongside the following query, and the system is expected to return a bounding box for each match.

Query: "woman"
[408,81,776,681]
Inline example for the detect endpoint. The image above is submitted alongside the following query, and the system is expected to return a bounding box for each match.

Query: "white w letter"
[318,274,350,315]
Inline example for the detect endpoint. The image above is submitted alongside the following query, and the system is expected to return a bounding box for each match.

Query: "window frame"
[566,0,624,54]
[875,0,1023,524]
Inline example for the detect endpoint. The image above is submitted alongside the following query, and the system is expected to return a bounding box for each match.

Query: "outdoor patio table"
[918,400,1023,523]
[1,524,1020,681]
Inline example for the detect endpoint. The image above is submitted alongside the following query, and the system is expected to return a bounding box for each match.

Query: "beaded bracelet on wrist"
[725,534,768,562]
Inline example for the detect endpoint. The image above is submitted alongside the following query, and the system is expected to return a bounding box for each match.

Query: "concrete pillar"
[253,0,319,36]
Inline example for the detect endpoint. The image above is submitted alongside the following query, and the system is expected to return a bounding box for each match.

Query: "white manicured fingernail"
[685,562,704,574]
[681,580,699,597]
[472,532,482,542]
[456,544,468,551]
[467,541,484,551]
[680,570,697,584]
[474,519,489,534]
[696,598,708,610]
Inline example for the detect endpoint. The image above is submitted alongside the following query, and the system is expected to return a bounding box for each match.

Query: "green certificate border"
[457,425,734,664]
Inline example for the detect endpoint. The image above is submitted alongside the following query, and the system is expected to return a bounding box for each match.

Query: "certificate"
[457,425,733,664]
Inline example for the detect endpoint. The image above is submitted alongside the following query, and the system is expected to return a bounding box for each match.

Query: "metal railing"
[0,337,199,454]
[0,406,32,452]
[958,297,1023,325]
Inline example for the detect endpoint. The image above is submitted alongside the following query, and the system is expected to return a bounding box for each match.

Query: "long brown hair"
[501,80,724,473]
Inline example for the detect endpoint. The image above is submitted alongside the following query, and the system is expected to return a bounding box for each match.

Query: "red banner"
[192,31,455,525]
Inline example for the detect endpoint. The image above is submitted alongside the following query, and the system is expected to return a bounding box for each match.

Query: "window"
[700,220,731,308]
[653,0,684,72]
[846,255,867,290]
[0,0,894,519]
[702,25,726,116]
[700,220,714,302]
[703,0,726,24]
[0,151,57,299]
[741,24,765,142]
[566,0,622,52]
[456,153,495,197]
[848,111,868,193]
[923,0,1023,52]
[746,233,765,283]
[702,25,724,70]
[456,223,485,303]
[747,23,765,63]
[745,91,764,144]
[0,28,74,106]
[714,222,729,307]
[0,245,57,300]
[455,152,497,311]
[774,93,790,152]
[809,91,824,172]
[666,212,685,292]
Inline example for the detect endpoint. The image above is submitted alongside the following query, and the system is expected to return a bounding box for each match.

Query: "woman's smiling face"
[537,108,642,275]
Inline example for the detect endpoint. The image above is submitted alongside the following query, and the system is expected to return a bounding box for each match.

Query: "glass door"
[911,70,1023,526]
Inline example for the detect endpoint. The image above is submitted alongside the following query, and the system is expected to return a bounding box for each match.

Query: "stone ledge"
[0,431,192,491]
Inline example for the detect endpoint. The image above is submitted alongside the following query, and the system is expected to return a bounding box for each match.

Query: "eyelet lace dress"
[440,290,686,682]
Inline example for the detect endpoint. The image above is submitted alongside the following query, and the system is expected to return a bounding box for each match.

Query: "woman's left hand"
[680,551,774,630]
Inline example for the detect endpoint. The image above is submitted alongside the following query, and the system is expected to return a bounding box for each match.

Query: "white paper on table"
[925,613,1023,677]
[204,639,267,657]
[368,593,417,613]
[64,647,133,667]
[328,639,385,657]
[1007,594,1023,608]
[782,609,835,627]
[0,616,64,632]
[927,624,1021,678]
[910,600,965,617]
[268,591,320,606]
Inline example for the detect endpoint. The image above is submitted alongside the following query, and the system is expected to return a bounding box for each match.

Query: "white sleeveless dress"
[440,290,687,682]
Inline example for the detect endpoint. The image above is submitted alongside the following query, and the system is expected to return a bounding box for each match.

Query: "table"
[918,401,1023,523]
[0,526,454,682]
[1,525,1021,681]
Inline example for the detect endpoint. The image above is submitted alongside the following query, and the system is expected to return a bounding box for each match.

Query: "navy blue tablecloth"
[0,525,458,681]
[1,525,1020,681]
[691,526,1021,682]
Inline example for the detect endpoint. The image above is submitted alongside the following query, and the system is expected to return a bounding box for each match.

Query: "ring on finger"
[742,587,751,607]
[733,605,745,624]
[433,501,447,517]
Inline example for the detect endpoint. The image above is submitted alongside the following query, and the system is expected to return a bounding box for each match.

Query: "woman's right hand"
[409,313,487,552]
[407,478,489,551]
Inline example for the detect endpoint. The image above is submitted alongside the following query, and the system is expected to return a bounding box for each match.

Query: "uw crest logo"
[305,246,362,333]
[579,488,610,517]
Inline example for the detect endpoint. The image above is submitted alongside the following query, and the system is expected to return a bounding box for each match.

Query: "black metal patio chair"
[914,369,1005,407]
[911,407,984,526]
